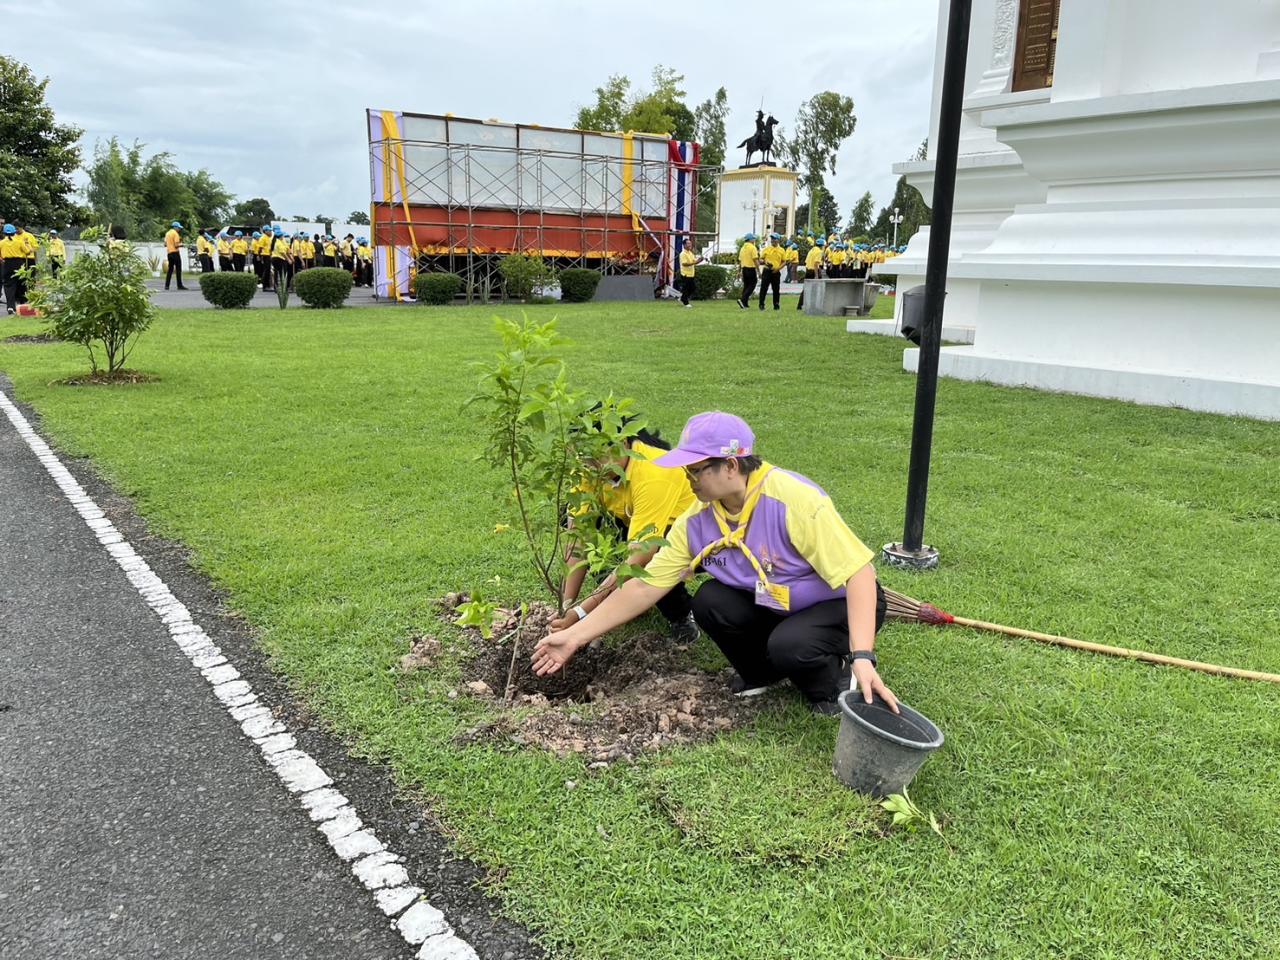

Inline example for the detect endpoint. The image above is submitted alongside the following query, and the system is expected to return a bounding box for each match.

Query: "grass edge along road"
[3,298,1279,960]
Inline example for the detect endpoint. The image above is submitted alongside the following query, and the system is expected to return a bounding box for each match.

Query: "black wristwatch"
[850,650,878,668]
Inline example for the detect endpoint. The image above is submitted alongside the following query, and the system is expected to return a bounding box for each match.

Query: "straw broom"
[882,588,1280,686]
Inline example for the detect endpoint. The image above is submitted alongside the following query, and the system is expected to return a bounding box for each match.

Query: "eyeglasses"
[683,461,719,481]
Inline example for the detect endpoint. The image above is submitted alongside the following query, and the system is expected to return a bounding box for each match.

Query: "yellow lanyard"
[687,466,775,583]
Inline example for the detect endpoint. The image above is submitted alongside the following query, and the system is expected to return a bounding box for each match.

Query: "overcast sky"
[18,0,938,224]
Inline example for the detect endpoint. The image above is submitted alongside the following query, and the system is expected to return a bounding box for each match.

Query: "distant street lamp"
[890,206,904,247]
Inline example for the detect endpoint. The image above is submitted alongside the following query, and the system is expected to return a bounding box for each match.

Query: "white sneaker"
[684,303,692,309]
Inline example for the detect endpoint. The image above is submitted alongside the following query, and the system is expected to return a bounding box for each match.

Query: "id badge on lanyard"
[755,579,790,612]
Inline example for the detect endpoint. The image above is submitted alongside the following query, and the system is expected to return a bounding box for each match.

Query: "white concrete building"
[867,0,1280,421]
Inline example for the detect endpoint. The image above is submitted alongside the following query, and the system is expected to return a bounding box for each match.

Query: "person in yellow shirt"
[322,236,338,269]
[783,241,800,282]
[757,233,786,311]
[196,232,214,272]
[551,422,700,643]
[216,232,233,272]
[46,230,67,277]
[339,234,355,275]
[1,224,23,314]
[229,231,248,271]
[796,237,826,312]
[270,228,293,291]
[306,234,319,271]
[828,242,847,279]
[736,232,759,309]
[676,238,704,307]
[163,221,188,291]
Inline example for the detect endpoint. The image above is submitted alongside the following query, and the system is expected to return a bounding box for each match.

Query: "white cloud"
[17,0,938,224]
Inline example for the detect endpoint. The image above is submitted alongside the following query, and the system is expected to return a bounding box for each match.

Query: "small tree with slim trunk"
[457,315,665,687]
[28,226,154,378]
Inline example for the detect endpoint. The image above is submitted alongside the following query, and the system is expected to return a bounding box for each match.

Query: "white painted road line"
[0,390,480,960]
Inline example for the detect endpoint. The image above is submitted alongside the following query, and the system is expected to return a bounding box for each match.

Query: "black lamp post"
[882,0,973,572]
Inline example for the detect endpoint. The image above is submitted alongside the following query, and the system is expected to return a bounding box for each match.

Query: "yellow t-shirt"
[290,239,302,257]
[679,250,697,278]
[165,229,181,253]
[0,236,22,258]
[48,238,66,259]
[339,240,353,257]
[17,233,38,258]
[598,440,697,544]
[829,250,846,266]
[784,247,799,265]
[231,239,248,255]
[357,244,372,261]
[804,247,824,272]
[196,236,211,255]
[324,242,337,258]
[272,237,291,259]
[738,242,759,268]
[644,464,874,594]
[762,244,786,270]
[217,238,231,256]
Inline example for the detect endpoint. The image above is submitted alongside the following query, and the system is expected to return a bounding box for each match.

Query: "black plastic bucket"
[832,690,944,798]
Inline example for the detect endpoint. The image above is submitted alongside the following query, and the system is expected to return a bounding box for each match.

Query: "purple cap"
[651,412,755,468]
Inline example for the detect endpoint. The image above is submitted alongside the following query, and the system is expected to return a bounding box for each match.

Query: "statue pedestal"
[801,279,872,317]
[715,166,798,252]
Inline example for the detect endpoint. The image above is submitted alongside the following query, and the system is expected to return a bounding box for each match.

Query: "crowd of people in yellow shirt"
[191,224,375,293]
[0,219,64,315]
[732,231,904,311]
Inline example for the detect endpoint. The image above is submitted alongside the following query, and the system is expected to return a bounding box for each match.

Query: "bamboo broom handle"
[952,616,1280,686]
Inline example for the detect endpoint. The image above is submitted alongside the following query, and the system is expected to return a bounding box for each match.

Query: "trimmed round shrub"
[295,267,353,309]
[692,264,729,300]
[558,268,601,303]
[198,272,258,309]
[415,272,464,305]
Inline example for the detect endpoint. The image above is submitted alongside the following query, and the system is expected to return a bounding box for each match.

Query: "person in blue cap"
[196,231,215,273]
[230,230,248,272]
[784,241,799,283]
[164,220,188,290]
[758,234,785,311]
[1,223,22,314]
[217,231,233,273]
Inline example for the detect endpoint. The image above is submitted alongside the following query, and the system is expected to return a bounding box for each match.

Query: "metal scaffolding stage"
[367,110,720,300]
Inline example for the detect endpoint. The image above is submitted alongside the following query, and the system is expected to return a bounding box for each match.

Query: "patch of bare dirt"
[3,333,63,344]
[398,634,443,673]
[435,596,755,764]
[54,369,159,385]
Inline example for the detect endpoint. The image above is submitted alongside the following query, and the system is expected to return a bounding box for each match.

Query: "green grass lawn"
[3,292,1279,960]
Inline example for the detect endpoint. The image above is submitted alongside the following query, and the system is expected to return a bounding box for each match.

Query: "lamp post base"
[880,542,940,571]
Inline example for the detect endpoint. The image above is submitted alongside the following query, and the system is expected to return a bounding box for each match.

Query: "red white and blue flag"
[666,140,701,288]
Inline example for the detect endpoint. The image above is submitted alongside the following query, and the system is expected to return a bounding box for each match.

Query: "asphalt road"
[0,390,473,959]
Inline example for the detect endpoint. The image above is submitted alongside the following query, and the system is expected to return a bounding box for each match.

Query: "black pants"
[50,259,63,278]
[272,258,292,292]
[739,267,757,306]
[363,261,374,287]
[758,267,781,310]
[2,261,19,312]
[199,253,213,272]
[165,251,183,289]
[218,255,232,272]
[691,578,886,702]
[679,274,695,305]
[232,253,246,272]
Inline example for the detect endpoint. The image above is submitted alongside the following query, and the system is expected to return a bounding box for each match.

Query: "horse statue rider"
[737,110,779,166]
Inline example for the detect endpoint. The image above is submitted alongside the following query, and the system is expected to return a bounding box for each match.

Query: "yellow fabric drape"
[621,131,641,233]
[381,110,422,301]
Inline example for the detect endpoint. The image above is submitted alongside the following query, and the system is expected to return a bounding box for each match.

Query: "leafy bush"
[29,228,155,376]
[498,254,556,302]
[692,264,729,301]
[558,268,601,303]
[710,252,738,266]
[295,267,353,308]
[198,272,258,309]
[415,272,464,305]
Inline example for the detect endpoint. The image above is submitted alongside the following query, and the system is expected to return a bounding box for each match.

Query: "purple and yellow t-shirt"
[644,463,874,613]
